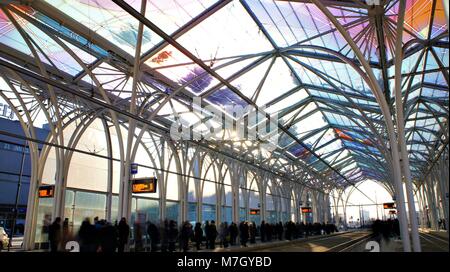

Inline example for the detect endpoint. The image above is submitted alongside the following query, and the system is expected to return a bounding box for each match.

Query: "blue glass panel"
[188,202,197,224]
[202,204,216,222]
[221,206,232,223]
[137,198,160,223]
[206,88,248,108]
[239,208,247,222]
[266,210,277,223]
[166,201,179,222]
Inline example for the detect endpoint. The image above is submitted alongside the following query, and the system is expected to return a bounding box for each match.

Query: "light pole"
[8,142,26,251]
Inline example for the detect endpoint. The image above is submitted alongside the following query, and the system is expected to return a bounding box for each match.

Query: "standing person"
[229,222,238,246]
[147,221,160,252]
[180,221,193,252]
[194,222,203,250]
[161,219,169,252]
[48,217,61,252]
[260,220,266,243]
[204,221,210,249]
[276,222,283,240]
[78,218,96,252]
[208,220,218,249]
[117,217,130,253]
[134,221,143,252]
[266,223,272,241]
[99,221,118,252]
[239,221,249,247]
[219,222,229,248]
[168,220,178,252]
[249,222,256,244]
[61,218,71,250]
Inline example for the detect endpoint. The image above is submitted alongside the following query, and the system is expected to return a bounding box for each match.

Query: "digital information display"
[301,207,312,213]
[249,209,260,215]
[132,177,157,193]
[383,202,395,209]
[38,185,55,198]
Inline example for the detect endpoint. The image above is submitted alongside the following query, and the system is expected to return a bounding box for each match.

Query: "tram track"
[419,231,449,252]
[251,230,373,252]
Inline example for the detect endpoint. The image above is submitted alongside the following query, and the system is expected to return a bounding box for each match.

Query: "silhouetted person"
[229,222,238,246]
[207,220,218,249]
[194,222,203,250]
[204,221,210,249]
[219,222,229,248]
[118,218,130,253]
[161,219,169,252]
[168,220,178,252]
[134,221,143,252]
[62,218,71,250]
[48,217,61,252]
[276,222,283,240]
[180,221,193,252]
[147,221,160,252]
[78,218,96,252]
[99,221,118,252]
[249,222,256,244]
[260,220,266,242]
[239,222,249,247]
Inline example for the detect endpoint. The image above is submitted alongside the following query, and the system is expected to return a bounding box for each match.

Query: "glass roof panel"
[45,0,161,55]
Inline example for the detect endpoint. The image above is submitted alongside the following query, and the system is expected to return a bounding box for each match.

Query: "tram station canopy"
[0,0,448,192]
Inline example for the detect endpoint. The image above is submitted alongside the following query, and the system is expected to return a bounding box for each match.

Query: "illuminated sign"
[383,202,395,209]
[132,177,157,193]
[38,185,55,198]
[249,209,260,215]
[301,207,312,213]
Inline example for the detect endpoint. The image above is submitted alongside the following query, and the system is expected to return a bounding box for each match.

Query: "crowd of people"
[371,219,401,240]
[46,216,339,252]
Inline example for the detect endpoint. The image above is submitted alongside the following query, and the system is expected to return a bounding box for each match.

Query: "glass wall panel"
[64,190,75,228]
[187,179,197,202]
[221,206,232,223]
[282,212,289,223]
[239,207,246,222]
[111,195,119,222]
[249,213,261,225]
[202,204,216,222]
[73,191,106,232]
[187,202,197,224]
[166,201,179,222]
[137,198,160,223]
[202,181,216,204]
[266,210,277,223]
[166,175,179,201]
[130,198,137,226]
[67,152,108,192]
[35,197,53,243]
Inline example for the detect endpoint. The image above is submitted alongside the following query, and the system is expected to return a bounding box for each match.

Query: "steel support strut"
[310,0,412,251]
[394,0,421,252]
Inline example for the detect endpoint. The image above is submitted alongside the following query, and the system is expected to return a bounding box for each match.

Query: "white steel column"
[394,0,421,252]
[119,0,147,224]
[310,0,412,251]
[439,162,449,231]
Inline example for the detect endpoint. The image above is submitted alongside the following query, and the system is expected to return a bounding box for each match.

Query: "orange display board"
[301,207,312,213]
[249,209,260,215]
[132,177,157,193]
[38,185,55,198]
[383,202,395,209]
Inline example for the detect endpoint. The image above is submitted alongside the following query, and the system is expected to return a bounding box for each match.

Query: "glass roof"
[0,0,448,189]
